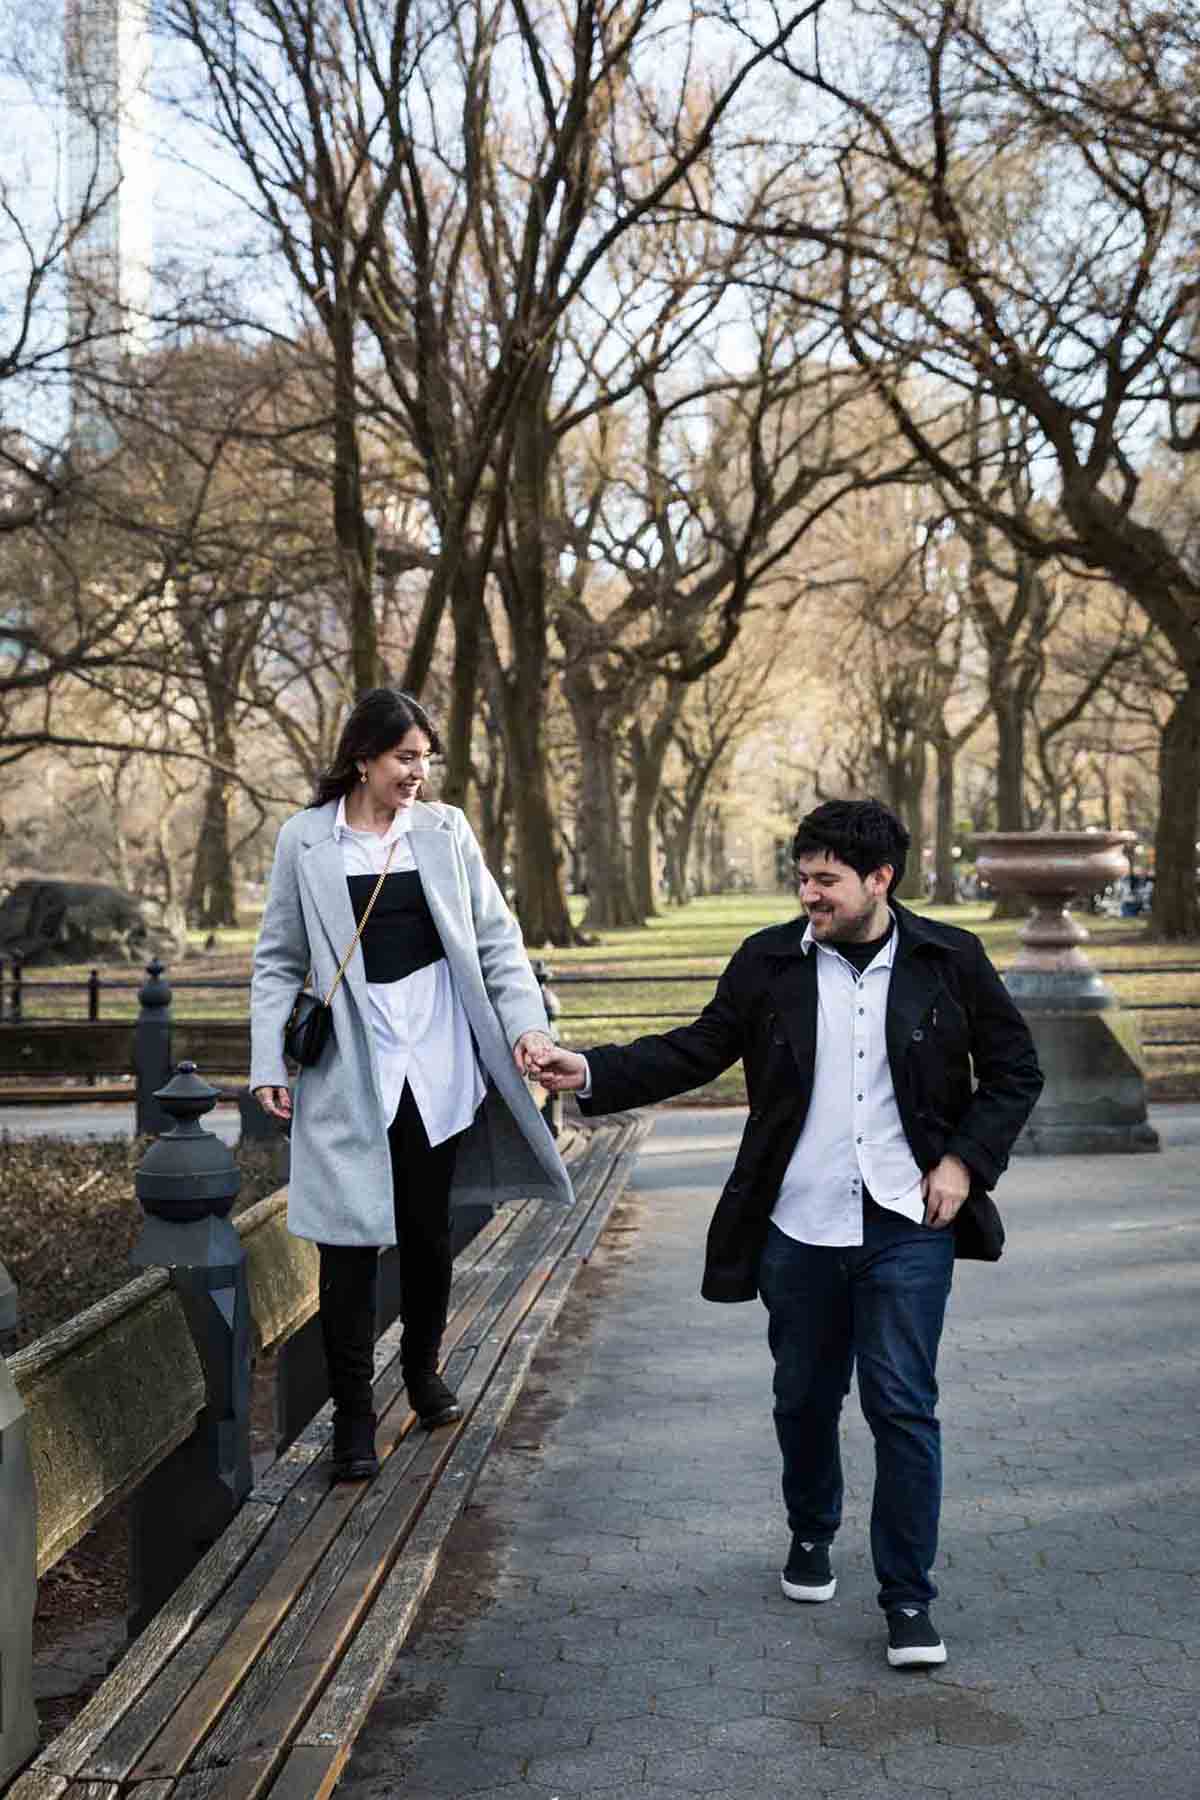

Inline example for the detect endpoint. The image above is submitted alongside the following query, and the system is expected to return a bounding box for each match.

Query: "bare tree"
[750,0,1200,933]
[156,0,831,942]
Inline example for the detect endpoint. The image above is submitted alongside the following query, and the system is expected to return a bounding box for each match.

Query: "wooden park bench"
[3,1107,648,1800]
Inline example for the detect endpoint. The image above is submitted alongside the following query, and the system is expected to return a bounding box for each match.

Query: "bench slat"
[154,1176,610,1799]
[145,1218,566,1785]
[14,1118,641,1800]
[70,1202,550,1778]
[273,1181,638,1800]
[198,1260,556,1800]
[284,1127,647,1773]
[105,1207,562,1782]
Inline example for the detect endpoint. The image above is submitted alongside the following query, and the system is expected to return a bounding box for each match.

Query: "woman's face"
[358,726,433,813]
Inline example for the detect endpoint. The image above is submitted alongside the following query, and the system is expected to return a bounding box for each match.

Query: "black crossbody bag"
[283,842,396,1067]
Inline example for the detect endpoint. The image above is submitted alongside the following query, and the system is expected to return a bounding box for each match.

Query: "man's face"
[794,849,893,943]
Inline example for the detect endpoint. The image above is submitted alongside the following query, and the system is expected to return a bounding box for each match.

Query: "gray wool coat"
[249,798,574,1245]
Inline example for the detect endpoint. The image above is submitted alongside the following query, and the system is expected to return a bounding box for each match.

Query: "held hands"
[513,1029,555,1076]
[523,1045,588,1092]
[922,1152,971,1228]
[254,1085,292,1123]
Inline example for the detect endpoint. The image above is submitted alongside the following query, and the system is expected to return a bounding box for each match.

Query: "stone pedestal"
[0,1356,39,1785]
[975,831,1159,1155]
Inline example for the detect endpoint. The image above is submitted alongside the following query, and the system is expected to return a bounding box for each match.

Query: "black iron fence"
[1,953,1197,1048]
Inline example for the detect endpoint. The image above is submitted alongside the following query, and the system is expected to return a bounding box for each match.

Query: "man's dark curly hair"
[791,798,910,897]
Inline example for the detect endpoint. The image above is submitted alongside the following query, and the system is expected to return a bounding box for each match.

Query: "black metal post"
[128,1063,252,1637]
[532,958,563,1139]
[10,952,21,1023]
[86,967,102,1085]
[135,959,173,1135]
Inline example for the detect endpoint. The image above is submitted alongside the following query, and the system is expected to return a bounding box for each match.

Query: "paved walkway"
[0,1100,241,1143]
[335,1106,1200,1800]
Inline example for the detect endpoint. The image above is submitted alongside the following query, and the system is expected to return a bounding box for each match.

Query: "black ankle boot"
[405,1370,462,1428]
[330,1411,380,1482]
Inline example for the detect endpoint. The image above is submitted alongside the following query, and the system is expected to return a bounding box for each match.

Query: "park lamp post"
[128,1062,253,1633]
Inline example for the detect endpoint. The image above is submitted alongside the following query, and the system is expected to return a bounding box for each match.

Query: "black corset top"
[347,871,445,984]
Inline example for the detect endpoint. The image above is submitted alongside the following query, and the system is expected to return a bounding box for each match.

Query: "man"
[533,799,1042,1669]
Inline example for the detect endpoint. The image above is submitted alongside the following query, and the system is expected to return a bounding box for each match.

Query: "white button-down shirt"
[333,797,485,1145]
[770,917,924,1247]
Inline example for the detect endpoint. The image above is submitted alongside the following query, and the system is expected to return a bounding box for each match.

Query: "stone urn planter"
[972,831,1158,1154]
[973,830,1134,1003]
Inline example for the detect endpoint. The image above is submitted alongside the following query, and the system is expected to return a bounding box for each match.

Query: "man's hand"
[527,1046,588,1092]
[254,1084,292,1123]
[922,1153,971,1228]
[514,1029,555,1076]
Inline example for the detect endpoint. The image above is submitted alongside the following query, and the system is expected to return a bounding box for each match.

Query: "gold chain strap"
[321,838,398,1005]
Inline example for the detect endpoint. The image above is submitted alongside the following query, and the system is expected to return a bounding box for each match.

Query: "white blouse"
[333,796,486,1145]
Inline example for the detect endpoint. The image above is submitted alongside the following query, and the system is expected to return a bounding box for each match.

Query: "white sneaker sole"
[780,1572,837,1603]
[887,1640,947,1668]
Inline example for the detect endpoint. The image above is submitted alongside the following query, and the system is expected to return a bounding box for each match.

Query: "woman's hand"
[513,1029,554,1076]
[254,1084,293,1123]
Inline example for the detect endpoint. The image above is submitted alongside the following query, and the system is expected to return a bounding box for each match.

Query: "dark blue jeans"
[758,1199,955,1612]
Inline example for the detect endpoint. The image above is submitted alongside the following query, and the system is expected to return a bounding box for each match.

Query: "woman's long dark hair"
[311,689,442,807]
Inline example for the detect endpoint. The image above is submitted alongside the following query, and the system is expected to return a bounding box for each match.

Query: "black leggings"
[317,1084,460,1418]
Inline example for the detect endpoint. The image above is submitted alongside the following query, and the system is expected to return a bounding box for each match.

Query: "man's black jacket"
[580,903,1044,1302]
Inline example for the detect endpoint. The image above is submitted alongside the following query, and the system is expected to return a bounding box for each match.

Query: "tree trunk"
[329,305,379,698]
[656,799,687,905]
[442,566,483,809]
[505,717,573,944]
[986,685,1031,918]
[566,679,638,930]
[932,738,958,904]
[477,758,510,883]
[628,697,682,921]
[629,778,658,921]
[494,358,577,946]
[993,686,1026,832]
[582,750,638,929]
[884,741,926,901]
[1150,681,1200,940]
[188,769,238,928]
[704,808,727,892]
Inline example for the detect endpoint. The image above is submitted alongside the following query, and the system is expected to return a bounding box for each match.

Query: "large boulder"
[0,879,175,965]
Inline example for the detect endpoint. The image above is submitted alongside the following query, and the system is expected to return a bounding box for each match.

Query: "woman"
[251,688,572,1481]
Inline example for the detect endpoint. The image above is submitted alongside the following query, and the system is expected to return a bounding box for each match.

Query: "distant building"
[64,0,153,448]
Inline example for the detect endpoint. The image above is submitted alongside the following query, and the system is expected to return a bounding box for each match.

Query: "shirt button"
[858,1050,865,1058]
[857,1093,863,1101]
[856,1135,863,1144]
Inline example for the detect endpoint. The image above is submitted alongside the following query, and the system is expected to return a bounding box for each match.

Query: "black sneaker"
[780,1536,836,1602]
[886,1607,947,1668]
[406,1370,463,1429]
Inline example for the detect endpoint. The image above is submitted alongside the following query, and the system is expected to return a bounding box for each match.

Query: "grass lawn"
[541,896,1200,1103]
[6,893,1198,1101]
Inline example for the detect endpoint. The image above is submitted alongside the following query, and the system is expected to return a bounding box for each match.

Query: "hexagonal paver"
[526,1747,647,1789]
